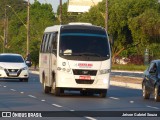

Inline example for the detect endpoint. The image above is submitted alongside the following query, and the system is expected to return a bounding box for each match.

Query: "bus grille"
[73,69,97,76]
[75,79,94,84]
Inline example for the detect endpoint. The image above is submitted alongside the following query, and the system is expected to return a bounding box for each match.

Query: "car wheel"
[142,84,150,99]
[154,85,160,102]
[99,89,107,98]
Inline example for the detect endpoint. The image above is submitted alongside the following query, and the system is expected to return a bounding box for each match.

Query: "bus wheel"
[43,82,50,93]
[99,89,107,98]
[55,87,61,96]
[42,75,50,93]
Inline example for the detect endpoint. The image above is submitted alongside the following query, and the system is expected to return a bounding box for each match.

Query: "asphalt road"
[111,71,143,78]
[0,73,160,120]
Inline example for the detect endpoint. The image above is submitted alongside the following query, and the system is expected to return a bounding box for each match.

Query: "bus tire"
[43,82,50,93]
[55,87,60,96]
[99,89,107,98]
[42,74,50,93]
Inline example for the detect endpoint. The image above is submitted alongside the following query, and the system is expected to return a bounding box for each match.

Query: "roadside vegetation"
[0,0,160,69]
[112,64,147,71]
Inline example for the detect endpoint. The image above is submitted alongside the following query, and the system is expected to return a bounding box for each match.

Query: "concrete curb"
[111,70,143,74]
[30,70,142,90]
[110,81,142,90]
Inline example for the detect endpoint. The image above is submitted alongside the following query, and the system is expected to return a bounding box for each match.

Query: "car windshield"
[0,55,24,63]
[59,26,110,61]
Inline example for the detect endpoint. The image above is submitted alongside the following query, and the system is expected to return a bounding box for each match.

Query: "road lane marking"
[20,92,24,94]
[28,95,37,98]
[52,104,62,108]
[85,116,97,120]
[70,110,75,111]
[10,89,16,91]
[146,105,159,110]
[41,99,45,102]
[3,86,6,87]
[109,97,119,100]
[130,101,134,103]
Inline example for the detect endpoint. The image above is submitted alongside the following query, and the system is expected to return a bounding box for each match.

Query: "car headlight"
[0,66,4,70]
[21,67,28,70]
[99,69,111,75]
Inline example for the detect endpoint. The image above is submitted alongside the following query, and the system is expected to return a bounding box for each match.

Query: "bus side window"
[44,34,51,53]
[48,33,54,53]
[52,32,58,55]
[41,34,47,53]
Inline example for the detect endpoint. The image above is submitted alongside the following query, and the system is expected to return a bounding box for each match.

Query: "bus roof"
[44,23,105,33]
[44,25,61,33]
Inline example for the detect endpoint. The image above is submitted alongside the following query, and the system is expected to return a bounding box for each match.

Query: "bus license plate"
[79,76,91,80]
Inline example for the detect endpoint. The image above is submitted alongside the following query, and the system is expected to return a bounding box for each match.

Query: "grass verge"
[112,64,148,71]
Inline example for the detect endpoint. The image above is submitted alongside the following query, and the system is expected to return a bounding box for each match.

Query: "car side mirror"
[25,60,32,67]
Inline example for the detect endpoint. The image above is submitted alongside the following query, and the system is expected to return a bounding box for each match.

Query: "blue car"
[142,60,160,102]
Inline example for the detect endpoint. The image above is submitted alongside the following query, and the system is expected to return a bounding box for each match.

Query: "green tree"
[76,0,160,63]
[77,0,105,27]
[29,0,56,68]
[1,0,56,68]
[0,0,27,53]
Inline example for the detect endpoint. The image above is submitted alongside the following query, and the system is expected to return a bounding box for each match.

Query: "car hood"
[0,62,27,69]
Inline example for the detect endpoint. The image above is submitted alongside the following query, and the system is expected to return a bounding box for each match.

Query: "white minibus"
[39,23,111,97]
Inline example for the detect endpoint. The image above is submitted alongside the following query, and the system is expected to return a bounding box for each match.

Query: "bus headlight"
[57,67,71,73]
[99,69,111,75]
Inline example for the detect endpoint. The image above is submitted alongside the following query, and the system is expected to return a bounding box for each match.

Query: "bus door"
[49,32,58,86]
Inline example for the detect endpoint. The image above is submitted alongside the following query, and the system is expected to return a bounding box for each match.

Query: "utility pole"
[106,0,108,31]
[3,7,7,53]
[27,0,30,56]
[60,0,62,24]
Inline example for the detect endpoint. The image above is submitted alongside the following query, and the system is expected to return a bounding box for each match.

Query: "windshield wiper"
[74,52,102,57]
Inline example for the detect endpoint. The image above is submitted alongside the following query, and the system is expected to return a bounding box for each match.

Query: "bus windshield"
[59,27,110,61]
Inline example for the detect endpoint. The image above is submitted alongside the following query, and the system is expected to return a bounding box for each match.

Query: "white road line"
[28,95,37,98]
[130,101,134,103]
[85,116,97,120]
[70,110,75,111]
[41,99,45,102]
[20,92,24,94]
[3,86,6,87]
[52,104,62,108]
[10,89,16,91]
[146,105,159,110]
[109,97,119,100]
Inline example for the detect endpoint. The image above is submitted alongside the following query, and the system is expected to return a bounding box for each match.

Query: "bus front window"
[60,34,109,57]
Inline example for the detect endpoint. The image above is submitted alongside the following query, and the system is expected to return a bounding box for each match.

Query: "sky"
[29,0,68,12]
